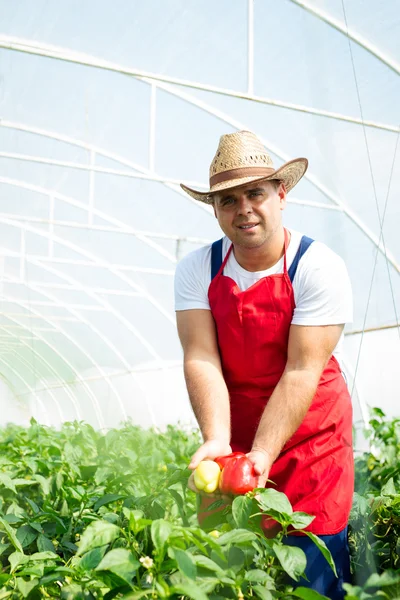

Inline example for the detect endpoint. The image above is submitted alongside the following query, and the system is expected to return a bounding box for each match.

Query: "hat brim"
[180,158,308,203]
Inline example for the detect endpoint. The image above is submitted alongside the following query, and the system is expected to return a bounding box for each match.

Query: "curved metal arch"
[0,151,343,213]
[288,0,400,76]
[1,218,177,426]
[151,78,400,273]
[11,256,162,427]
[0,121,344,217]
[0,352,50,425]
[2,272,129,425]
[0,119,213,217]
[0,351,64,423]
[0,176,178,323]
[0,36,397,132]
[1,215,174,376]
[1,279,165,429]
[0,287,106,427]
[0,323,70,422]
[2,117,399,272]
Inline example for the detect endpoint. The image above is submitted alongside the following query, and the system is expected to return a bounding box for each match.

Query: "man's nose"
[236,196,253,214]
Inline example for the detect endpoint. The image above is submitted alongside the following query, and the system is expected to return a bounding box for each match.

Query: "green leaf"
[95,548,139,586]
[365,571,400,588]
[120,591,154,600]
[200,498,225,512]
[13,479,39,487]
[0,517,23,552]
[0,542,10,557]
[151,519,172,552]
[217,529,257,545]
[245,569,270,583]
[168,489,189,526]
[256,488,293,515]
[16,525,38,548]
[37,534,56,553]
[292,587,330,599]
[192,554,225,574]
[253,585,273,600]
[0,473,16,493]
[170,583,209,600]
[94,494,126,511]
[290,512,316,530]
[273,542,307,581]
[171,547,196,579]
[350,493,369,519]
[79,545,107,571]
[77,520,120,556]
[61,584,85,599]
[8,552,29,573]
[26,498,40,515]
[381,477,397,497]
[27,551,59,561]
[227,546,246,571]
[19,563,44,578]
[232,495,254,528]
[30,522,44,534]
[32,474,50,495]
[303,531,337,577]
[16,577,39,598]
[3,513,22,524]
[166,468,190,486]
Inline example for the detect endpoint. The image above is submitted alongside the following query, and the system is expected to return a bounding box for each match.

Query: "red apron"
[207,231,354,535]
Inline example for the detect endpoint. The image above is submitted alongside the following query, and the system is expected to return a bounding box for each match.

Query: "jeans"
[283,526,351,599]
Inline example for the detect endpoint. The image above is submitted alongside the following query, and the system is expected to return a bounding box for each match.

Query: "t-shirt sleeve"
[291,242,353,326]
[174,247,211,311]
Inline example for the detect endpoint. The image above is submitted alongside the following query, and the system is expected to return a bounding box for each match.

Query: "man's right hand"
[188,439,232,470]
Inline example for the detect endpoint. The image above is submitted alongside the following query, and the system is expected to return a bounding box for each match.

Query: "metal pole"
[248,0,254,95]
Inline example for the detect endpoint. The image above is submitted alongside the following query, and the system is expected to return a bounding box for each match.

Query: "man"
[174,130,354,598]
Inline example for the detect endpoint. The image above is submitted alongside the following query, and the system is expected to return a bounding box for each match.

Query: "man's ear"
[212,202,217,218]
[278,183,287,209]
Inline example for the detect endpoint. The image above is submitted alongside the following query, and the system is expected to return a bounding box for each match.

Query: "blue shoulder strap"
[211,238,224,280]
[211,235,314,282]
[288,235,314,282]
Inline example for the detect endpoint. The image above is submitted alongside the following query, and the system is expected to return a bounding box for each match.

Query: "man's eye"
[249,191,261,197]
[221,197,234,206]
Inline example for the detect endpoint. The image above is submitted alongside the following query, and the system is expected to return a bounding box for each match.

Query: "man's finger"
[188,446,210,469]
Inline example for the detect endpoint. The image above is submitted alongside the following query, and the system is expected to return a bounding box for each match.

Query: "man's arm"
[248,323,344,484]
[176,309,232,469]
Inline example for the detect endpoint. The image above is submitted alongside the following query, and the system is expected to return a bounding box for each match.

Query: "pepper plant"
[0,419,336,599]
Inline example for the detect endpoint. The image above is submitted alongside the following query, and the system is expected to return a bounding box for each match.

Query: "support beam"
[0,36,397,132]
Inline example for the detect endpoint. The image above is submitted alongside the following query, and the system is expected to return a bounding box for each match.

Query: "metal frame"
[0,35,398,132]
[1,12,398,425]
[288,0,400,76]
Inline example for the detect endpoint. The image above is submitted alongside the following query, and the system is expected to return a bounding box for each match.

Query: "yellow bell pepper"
[193,460,221,493]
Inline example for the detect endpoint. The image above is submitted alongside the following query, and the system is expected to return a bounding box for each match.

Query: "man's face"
[213,180,287,249]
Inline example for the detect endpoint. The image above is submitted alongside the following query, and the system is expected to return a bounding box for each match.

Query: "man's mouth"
[238,223,258,230]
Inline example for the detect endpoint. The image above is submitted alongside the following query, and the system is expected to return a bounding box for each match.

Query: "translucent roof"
[0,0,399,431]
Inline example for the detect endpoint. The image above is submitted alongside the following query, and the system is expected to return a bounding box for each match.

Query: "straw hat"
[180,130,308,204]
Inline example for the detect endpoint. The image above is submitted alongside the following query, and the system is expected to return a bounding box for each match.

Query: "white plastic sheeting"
[0,0,398,430]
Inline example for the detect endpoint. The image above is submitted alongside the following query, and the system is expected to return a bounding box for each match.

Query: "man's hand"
[246,447,273,489]
[188,439,232,470]
[188,440,232,500]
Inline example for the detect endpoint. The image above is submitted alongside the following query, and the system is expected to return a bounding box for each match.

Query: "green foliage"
[349,408,400,593]
[6,413,400,598]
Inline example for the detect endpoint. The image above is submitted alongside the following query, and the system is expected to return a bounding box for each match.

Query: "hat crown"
[209,130,274,178]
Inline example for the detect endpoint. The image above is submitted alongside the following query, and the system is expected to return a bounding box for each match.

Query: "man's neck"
[233,228,289,272]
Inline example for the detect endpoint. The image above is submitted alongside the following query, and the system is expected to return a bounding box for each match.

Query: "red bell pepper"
[214,452,245,470]
[216,453,258,495]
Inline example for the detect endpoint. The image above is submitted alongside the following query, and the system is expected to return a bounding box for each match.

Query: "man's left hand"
[246,447,273,489]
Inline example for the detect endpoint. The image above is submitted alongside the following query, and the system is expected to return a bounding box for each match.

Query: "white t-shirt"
[174,229,353,369]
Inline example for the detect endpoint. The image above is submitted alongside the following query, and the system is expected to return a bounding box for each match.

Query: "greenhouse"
[0,1,399,598]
